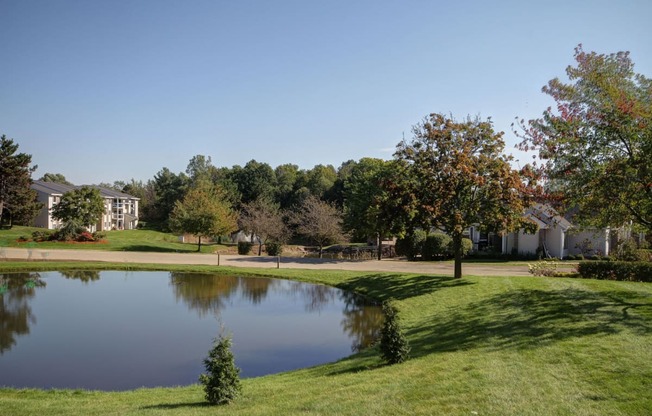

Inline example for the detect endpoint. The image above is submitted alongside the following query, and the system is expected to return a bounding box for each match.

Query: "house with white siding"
[31,180,139,231]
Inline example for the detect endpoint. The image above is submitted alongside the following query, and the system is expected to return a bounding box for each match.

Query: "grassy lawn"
[0,226,236,254]
[1,261,650,415]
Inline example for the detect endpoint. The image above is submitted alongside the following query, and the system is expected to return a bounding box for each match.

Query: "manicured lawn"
[1,262,650,415]
[0,226,235,254]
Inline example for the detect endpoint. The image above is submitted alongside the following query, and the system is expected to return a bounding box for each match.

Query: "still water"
[0,271,382,391]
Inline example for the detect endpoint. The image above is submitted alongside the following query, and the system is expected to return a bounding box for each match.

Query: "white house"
[31,180,140,231]
[499,203,611,259]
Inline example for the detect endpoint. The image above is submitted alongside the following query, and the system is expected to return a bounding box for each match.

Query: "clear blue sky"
[2,0,651,185]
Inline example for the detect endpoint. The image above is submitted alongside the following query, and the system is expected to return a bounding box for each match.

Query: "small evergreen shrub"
[199,334,242,405]
[379,301,410,365]
[577,261,652,282]
[237,241,253,255]
[92,231,106,240]
[31,230,52,242]
[265,242,283,256]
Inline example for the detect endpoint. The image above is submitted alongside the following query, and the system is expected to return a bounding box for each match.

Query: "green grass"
[0,226,233,254]
[1,261,650,415]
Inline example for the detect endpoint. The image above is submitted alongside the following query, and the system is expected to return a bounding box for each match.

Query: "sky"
[2,0,651,185]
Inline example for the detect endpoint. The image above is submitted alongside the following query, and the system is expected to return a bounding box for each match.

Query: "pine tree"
[0,135,41,226]
[379,301,410,365]
[199,333,242,405]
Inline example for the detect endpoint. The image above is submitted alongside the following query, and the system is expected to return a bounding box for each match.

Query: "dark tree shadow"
[407,288,652,359]
[229,256,345,265]
[337,274,474,301]
[116,245,184,253]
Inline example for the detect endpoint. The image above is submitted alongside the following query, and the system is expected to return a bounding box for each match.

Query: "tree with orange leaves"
[396,113,536,279]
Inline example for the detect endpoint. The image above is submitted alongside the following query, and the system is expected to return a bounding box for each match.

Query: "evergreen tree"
[199,333,242,405]
[379,301,410,365]
[0,135,41,226]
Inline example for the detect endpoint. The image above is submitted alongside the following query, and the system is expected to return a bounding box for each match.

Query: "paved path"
[0,247,546,276]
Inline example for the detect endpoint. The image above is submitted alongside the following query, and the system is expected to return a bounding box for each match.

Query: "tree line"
[2,45,650,278]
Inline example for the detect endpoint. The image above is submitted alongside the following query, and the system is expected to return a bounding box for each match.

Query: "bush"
[237,241,253,255]
[92,231,106,240]
[76,231,95,242]
[379,301,410,365]
[395,230,427,261]
[577,261,652,282]
[265,242,283,256]
[199,334,242,405]
[53,221,85,242]
[528,259,559,277]
[422,233,452,260]
[31,230,52,242]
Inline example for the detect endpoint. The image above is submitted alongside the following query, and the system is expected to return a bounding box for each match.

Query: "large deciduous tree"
[517,45,652,233]
[396,113,535,279]
[169,181,238,251]
[238,197,287,255]
[0,135,41,226]
[343,158,414,260]
[51,186,106,229]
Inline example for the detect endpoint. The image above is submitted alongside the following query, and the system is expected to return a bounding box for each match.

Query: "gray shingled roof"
[31,180,139,200]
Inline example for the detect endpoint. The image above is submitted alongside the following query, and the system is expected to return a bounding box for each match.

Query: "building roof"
[31,180,76,195]
[31,180,139,200]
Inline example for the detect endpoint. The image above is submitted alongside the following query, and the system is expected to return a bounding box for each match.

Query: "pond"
[0,271,383,391]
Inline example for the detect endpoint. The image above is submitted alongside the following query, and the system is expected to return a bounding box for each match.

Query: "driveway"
[0,247,542,276]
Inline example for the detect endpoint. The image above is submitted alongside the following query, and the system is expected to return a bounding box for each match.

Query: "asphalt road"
[0,247,547,276]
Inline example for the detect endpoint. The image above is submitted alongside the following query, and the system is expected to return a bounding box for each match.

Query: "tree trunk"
[258,242,263,256]
[318,245,323,259]
[377,233,382,261]
[197,235,202,252]
[452,232,463,279]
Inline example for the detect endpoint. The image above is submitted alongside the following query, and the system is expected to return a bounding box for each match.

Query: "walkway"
[0,247,540,276]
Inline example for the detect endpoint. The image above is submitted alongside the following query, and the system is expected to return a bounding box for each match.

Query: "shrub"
[76,231,95,242]
[265,242,283,256]
[577,261,652,282]
[379,301,410,365]
[31,230,52,242]
[422,233,452,260]
[92,231,107,241]
[53,221,85,242]
[237,241,253,255]
[199,333,242,405]
[395,230,426,261]
[528,259,559,277]
[614,239,641,261]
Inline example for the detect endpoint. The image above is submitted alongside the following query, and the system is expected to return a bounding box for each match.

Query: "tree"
[396,113,535,279]
[169,181,238,251]
[517,45,652,233]
[291,195,345,258]
[239,197,287,255]
[343,158,414,260]
[39,173,73,185]
[199,332,242,405]
[379,301,410,365]
[230,160,277,205]
[51,186,105,229]
[150,167,189,228]
[0,135,41,226]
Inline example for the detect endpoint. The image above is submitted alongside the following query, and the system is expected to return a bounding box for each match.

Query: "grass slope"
[0,226,234,254]
[1,262,650,415]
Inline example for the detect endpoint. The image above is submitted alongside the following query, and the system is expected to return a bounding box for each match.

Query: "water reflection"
[0,271,383,390]
[0,273,46,353]
[60,270,101,283]
[170,273,383,351]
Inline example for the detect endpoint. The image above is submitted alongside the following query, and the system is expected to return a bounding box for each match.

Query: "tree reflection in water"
[340,291,384,352]
[60,270,101,283]
[0,273,46,354]
[170,273,240,317]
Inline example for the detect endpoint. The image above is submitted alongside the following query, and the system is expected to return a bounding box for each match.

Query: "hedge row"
[577,261,652,282]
